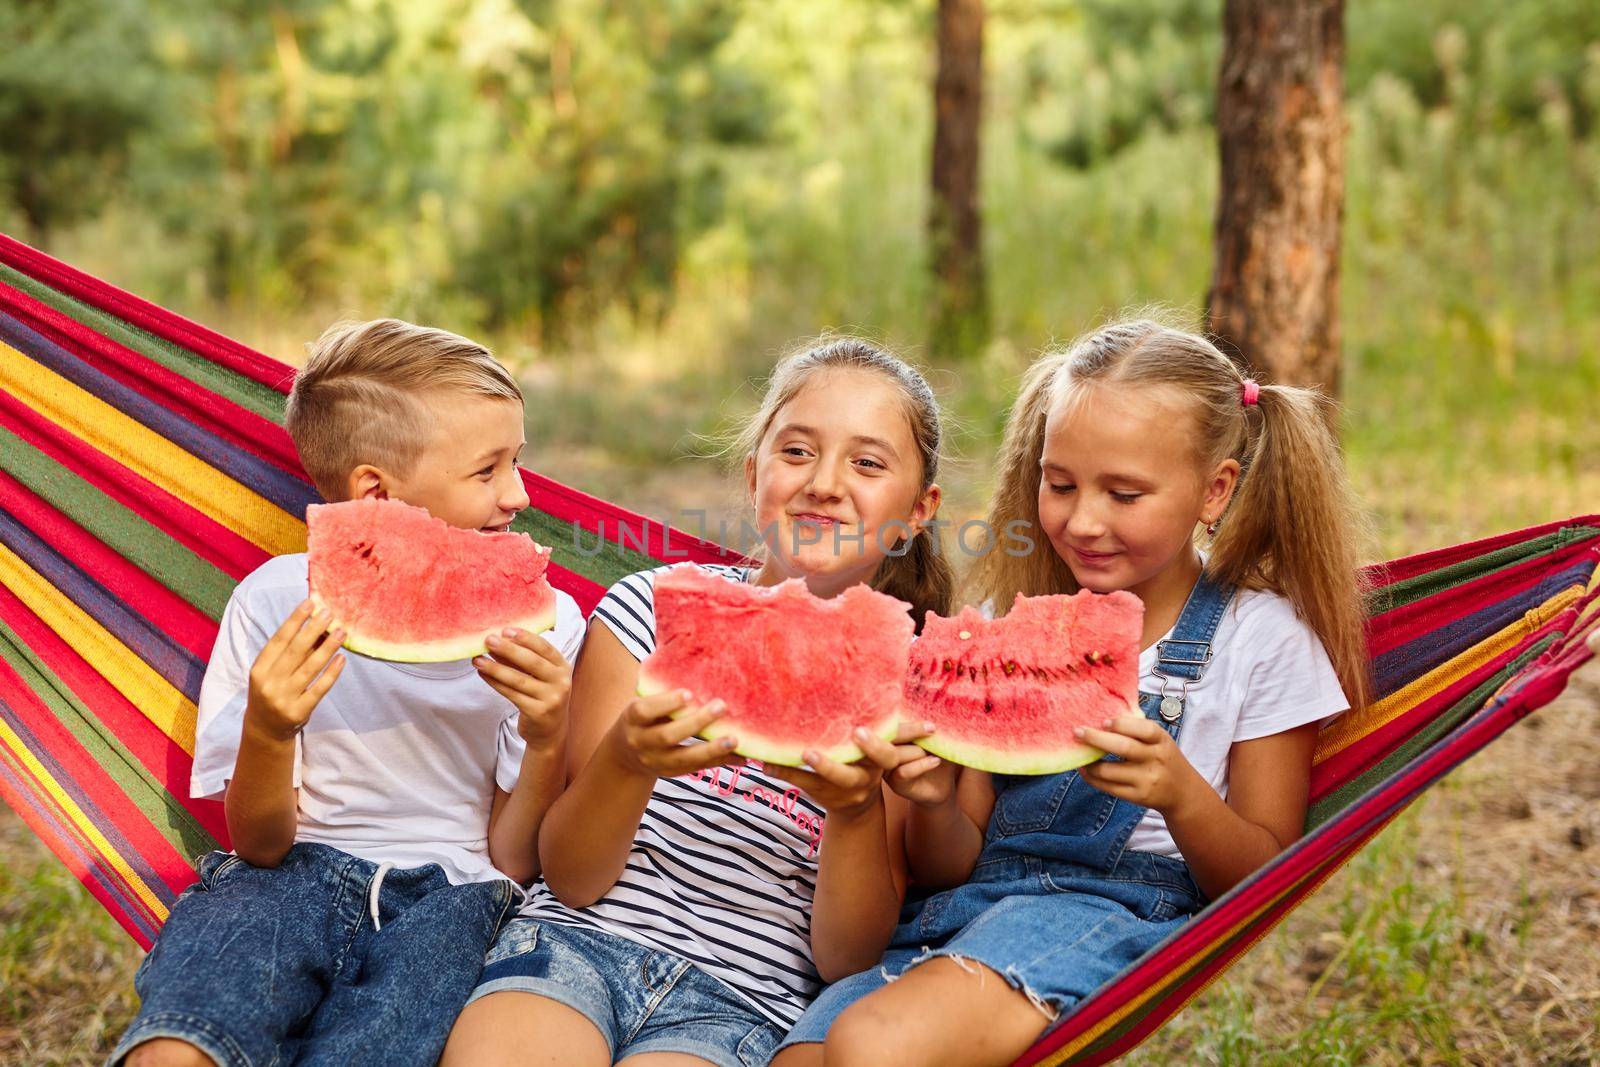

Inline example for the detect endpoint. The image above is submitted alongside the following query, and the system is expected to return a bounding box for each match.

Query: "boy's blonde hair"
[969,316,1372,708]
[285,318,522,501]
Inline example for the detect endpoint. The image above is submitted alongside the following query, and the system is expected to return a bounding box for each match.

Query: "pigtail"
[966,352,1080,613]
[1209,384,1373,707]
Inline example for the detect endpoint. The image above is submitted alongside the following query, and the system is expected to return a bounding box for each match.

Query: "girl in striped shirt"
[441,338,956,1067]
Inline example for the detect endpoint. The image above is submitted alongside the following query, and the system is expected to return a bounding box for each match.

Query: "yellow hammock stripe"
[0,539,197,754]
[1043,808,1406,1066]
[1315,583,1584,763]
[0,715,169,922]
[0,342,305,556]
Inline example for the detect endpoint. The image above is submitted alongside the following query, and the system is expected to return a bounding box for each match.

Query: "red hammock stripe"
[0,656,194,901]
[1367,536,1596,658]
[0,390,269,580]
[0,279,303,478]
[0,235,294,393]
[0,582,226,843]
[0,747,161,944]
[0,471,218,659]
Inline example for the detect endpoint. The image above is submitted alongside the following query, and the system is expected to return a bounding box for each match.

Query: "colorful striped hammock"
[0,232,1594,1065]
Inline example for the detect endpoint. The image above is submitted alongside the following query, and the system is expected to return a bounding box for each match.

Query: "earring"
[1205,518,1220,538]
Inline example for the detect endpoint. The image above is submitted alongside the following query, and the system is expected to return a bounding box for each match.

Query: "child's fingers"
[1104,713,1163,741]
[289,626,345,690]
[646,702,726,748]
[890,719,937,744]
[503,628,567,667]
[852,729,904,771]
[258,600,317,672]
[892,754,943,781]
[798,749,870,789]
[626,689,693,727]
[282,606,334,668]
[484,632,567,682]
[482,673,563,712]
[474,655,556,698]
[1072,726,1144,760]
[666,736,740,774]
[294,651,345,714]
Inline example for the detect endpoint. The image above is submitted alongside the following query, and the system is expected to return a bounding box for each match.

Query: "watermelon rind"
[636,671,900,768]
[314,595,556,664]
[914,733,1105,776]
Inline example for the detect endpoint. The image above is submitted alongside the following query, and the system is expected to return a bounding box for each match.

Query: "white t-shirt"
[191,553,586,885]
[1126,587,1348,858]
[517,563,827,1029]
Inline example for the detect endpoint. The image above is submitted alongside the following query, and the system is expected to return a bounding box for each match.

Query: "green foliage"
[0,0,159,243]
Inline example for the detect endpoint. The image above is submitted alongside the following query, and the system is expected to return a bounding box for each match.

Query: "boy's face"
[352,392,530,532]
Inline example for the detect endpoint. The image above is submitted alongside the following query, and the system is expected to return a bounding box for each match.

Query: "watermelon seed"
[942,659,955,673]
[1002,661,1018,675]
[958,630,972,640]
[1085,651,1103,665]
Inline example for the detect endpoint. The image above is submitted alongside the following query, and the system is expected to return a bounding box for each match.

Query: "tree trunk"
[929,0,988,357]
[1207,0,1345,396]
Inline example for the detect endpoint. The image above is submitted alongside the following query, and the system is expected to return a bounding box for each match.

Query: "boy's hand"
[1075,703,1205,815]
[606,689,744,779]
[763,723,932,820]
[245,600,346,742]
[475,628,572,751]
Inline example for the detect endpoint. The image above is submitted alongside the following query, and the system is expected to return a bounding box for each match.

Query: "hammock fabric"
[0,233,1594,1065]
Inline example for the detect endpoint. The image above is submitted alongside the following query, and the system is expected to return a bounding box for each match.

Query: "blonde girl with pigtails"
[775,316,1370,1067]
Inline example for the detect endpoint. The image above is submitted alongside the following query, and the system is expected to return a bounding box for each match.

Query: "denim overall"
[779,575,1235,1048]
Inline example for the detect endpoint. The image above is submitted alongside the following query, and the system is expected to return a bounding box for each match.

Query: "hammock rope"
[0,232,1593,1065]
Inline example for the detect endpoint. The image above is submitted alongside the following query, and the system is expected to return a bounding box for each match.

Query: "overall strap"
[1148,570,1237,726]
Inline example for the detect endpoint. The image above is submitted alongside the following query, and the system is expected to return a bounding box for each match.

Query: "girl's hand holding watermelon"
[607,688,746,779]
[1074,706,1206,815]
[475,628,574,751]
[765,724,935,819]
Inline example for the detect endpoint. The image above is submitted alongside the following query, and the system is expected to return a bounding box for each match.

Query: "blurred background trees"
[1,0,1596,468]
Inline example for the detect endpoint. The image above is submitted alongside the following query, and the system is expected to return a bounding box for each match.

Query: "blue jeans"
[468,919,784,1067]
[108,843,516,1067]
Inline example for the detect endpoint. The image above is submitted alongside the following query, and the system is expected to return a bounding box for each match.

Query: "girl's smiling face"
[746,368,940,596]
[1037,382,1237,602]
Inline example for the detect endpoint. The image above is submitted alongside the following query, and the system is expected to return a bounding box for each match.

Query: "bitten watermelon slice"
[637,565,915,766]
[907,590,1143,774]
[307,497,556,662]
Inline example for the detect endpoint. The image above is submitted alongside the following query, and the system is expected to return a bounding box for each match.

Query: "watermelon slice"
[637,565,915,766]
[306,497,556,662]
[907,590,1143,775]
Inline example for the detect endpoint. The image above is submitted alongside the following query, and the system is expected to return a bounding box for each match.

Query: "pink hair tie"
[1241,379,1260,408]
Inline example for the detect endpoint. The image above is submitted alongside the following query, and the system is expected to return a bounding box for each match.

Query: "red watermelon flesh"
[637,565,915,766]
[307,497,556,662]
[907,590,1143,774]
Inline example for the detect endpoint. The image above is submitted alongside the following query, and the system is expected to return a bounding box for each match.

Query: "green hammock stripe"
[0,264,286,423]
[0,618,217,861]
[1370,525,1600,615]
[1306,633,1559,829]
[0,424,235,621]
[513,507,666,592]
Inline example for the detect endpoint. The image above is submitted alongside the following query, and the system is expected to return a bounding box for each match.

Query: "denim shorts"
[468,919,784,1067]
[779,851,1202,1050]
[107,843,516,1067]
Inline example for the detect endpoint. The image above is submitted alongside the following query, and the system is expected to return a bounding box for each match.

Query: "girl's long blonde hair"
[969,317,1372,707]
[731,337,954,631]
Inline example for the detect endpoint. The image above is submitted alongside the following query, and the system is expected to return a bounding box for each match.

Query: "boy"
[110,319,584,1067]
